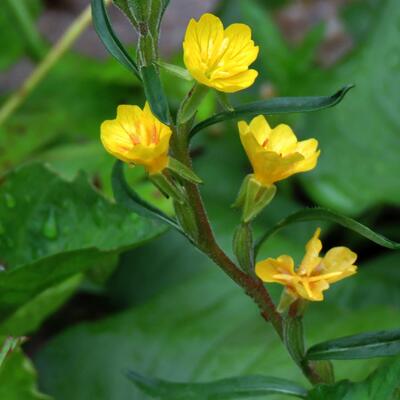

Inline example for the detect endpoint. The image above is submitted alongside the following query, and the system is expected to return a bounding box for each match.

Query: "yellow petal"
[249,115,272,145]
[321,247,358,283]
[183,13,258,92]
[252,151,304,186]
[212,69,259,93]
[298,228,323,275]
[255,255,295,283]
[268,124,298,155]
[294,139,320,173]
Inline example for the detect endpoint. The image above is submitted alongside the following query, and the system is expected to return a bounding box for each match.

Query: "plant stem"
[0,0,112,127]
[171,126,283,337]
[172,121,326,385]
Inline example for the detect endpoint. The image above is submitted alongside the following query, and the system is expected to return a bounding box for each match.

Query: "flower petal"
[321,246,357,283]
[249,115,272,146]
[268,124,298,155]
[298,228,323,275]
[255,255,295,283]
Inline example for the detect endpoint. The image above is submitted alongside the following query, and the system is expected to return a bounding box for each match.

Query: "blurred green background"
[0,0,399,399]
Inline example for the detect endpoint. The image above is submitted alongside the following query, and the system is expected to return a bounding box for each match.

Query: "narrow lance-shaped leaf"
[127,371,308,399]
[190,85,354,138]
[255,207,400,256]
[307,328,400,360]
[91,0,141,80]
[141,64,171,124]
[112,161,182,232]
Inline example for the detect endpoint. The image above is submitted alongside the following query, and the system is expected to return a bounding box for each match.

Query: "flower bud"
[233,175,276,223]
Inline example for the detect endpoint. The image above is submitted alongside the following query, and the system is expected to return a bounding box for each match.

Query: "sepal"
[168,158,202,184]
[150,173,186,205]
[233,175,276,223]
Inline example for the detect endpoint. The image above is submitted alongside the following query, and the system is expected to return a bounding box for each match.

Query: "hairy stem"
[171,122,327,385]
[171,126,283,337]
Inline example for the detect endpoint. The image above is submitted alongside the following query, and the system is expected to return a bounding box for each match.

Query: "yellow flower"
[183,13,259,93]
[238,115,320,187]
[101,103,172,174]
[256,228,357,302]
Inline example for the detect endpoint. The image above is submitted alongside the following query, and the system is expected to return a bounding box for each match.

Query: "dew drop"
[43,209,58,240]
[5,193,16,208]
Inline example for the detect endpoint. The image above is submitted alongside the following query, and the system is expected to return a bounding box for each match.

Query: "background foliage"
[0,0,399,398]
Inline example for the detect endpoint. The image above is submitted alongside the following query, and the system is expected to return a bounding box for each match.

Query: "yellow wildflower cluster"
[99,13,358,303]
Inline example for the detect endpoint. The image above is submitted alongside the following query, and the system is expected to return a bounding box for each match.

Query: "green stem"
[171,125,283,338]
[4,0,46,60]
[171,117,327,386]
[0,0,112,127]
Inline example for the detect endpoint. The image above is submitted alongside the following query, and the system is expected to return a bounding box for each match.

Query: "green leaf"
[0,337,25,368]
[127,371,308,399]
[327,252,400,311]
[295,0,400,214]
[34,229,400,399]
[91,0,141,80]
[157,60,193,82]
[112,160,180,231]
[307,356,400,400]
[0,274,83,336]
[255,207,400,256]
[190,86,353,138]
[307,328,400,361]
[0,163,164,333]
[168,157,202,184]
[141,64,171,124]
[0,342,52,400]
[0,0,42,69]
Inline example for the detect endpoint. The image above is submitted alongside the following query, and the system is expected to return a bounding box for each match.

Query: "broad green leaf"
[255,207,400,256]
[35,231,400,399]
[127,371,308,399]
[307,356,400,400]
[190,86,353,138]
[91,0,141,80]
[112,161,180,231]
[326,252,400,311]
[141,64,171,124]
[296,0,400,213]
[0,274,83,336]
[0,164,164,333]
[307,328,400,361]
[0,342,51,400]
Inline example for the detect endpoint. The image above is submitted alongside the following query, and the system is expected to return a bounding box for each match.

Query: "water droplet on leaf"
[43,209,58,239]
[5,193,16,208]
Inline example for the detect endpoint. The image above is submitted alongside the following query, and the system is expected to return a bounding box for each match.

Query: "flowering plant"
[85,0,400,397]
